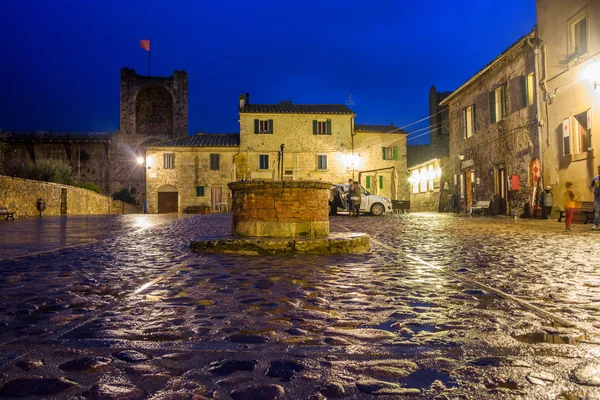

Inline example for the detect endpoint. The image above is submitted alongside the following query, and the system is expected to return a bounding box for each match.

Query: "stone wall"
[0,175,140,218]
[228,180,331,237]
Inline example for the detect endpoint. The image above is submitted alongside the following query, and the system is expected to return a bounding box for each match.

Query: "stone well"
[228,180,331,237]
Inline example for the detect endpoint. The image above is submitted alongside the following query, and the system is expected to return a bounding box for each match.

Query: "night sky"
[0,0,535,145]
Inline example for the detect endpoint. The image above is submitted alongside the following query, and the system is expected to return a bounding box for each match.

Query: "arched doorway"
[157,185,178,213]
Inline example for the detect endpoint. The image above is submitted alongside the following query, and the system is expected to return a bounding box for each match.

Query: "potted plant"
[200,204,211,214]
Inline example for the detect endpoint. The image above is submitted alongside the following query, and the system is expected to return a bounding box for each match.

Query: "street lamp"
[458,153,465,161]
[136,156,144,165]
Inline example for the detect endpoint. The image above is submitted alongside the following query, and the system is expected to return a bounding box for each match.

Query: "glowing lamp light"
[435,167,442,178]
[581,61,600,89]
[136,157,144,165]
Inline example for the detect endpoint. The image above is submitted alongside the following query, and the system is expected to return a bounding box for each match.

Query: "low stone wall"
[111,200,141,215]
[228,180,331,237]
[0,175,140,218]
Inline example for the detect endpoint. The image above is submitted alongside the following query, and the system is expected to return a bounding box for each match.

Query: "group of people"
[563,165,600,231]
[344,179,362,217]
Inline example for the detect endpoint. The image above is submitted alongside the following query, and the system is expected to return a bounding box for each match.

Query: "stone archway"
[135,84,174,138]
[157,184,178,213]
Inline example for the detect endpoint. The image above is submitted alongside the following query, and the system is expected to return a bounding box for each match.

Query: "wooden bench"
[558,201,595,224]
[392,200,410,214]
[0,207,15,220]
[184,206,206,214]
[470,201,491,216]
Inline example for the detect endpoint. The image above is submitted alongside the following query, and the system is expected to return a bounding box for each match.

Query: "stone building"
[441,32,539,216]
[537,1,600,207]
[145,96,409,213]
[1,68,189,207]
[406,86,452,212]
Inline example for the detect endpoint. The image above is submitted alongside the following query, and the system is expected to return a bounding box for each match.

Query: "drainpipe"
[527,29,544,187]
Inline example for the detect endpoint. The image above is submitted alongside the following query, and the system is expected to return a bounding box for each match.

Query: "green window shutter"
[382,147,386,160]
[268,119,273,134]
[462,108,467,139]
[254,119,259,134]
[366,176,371,189]
[472,104,477,135]
[393,146,398,160]
[379,176,384,189]
[502,84,507,117]
[196,186,204,197]
[326,119,332,135]
[489,91,496,124]
[313,120,317,135]
[520,76,528,108]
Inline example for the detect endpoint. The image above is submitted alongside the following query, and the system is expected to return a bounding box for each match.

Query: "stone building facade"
[441,32,539,216]
[537,1,600,208]
[406,86,452,212]
[145,97,409,213]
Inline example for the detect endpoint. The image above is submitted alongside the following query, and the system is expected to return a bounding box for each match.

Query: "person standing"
[351,181,362,217]
[564,182,575,231]
[344,179,354,213]
[590,165,600,230]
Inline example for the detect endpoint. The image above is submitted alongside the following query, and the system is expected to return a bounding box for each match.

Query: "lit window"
[382,147,398,160]
[210,154,220,171]
[427,165,434,191]
[259,154,269,170]
[163,153,175,169]
[463,105,476,138]
[254,119,273,134]
[573,110,592,154]
[317,155,327,170]
[563,118,571,156]
[490,85,507,123]
[313,120,331,135]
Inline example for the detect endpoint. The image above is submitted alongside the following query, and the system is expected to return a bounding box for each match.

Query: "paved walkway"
[0,212,599,399]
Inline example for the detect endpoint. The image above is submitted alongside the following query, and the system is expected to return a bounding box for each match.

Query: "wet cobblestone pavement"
[1,213,600,399]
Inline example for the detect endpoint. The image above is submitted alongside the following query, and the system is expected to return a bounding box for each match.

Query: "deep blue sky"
[0,0,535,145]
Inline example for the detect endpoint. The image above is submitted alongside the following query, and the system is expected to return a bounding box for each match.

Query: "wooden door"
[158,192,178,213]
[465,170,473,208]
[497,168,507,215]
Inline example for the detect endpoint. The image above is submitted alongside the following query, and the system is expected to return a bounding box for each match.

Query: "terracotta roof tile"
[354,124,407,134]
[154,133,240,147]
[240,104,354,114]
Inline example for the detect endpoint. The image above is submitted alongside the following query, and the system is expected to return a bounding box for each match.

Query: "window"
[382,146,398,160]
[163,153,175,169]
[521,73,535,108]
[259,154,269,170]
[210,154,220,171]
[366,176,372,189]
[569,9,588,59]
[317,155,327,170]
[463,105,476,138]
[563,117,571,156]
[196,186,205,197]
[490,84,507,123]
[573,110,592,154]
[427,165,434,191]
[379,176,384,190]
[254,119,273,134]
[313,119,332,135]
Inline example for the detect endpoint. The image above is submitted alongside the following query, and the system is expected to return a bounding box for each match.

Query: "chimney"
[390,122,395,127]
[239,94,245,110]
[245,92,250,110]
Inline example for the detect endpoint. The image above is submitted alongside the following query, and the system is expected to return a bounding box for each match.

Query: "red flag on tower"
[139,39,150,51]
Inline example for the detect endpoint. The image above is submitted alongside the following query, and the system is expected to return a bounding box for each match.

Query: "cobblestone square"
[1,213,599,399]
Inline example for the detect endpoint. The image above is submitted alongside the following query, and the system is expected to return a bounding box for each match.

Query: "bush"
[6,159,74,185]
[78,183,102,193]
[112,188,137,205]
[0,132,6,175]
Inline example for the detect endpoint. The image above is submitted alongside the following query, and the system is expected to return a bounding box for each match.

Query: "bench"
[470,201,491,216]
[392,200,410,214]
[558,201,595,224]
[0,207,15,220]
[184,206,208,214]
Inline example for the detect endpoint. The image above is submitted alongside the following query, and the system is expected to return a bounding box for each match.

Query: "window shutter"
[254,119,259,134]
[462,108,467,139]
[489,91,496,123]
[472,105,477,135]
[313,120,317,135]
[382,147,386,160]
[520,76,528,108]
[268,119,273,134]
[196,186,204,197]
[366,176,371,188]
[502,84,508,117]
[379,176,384,189]
[393,146,398,160]
[326,119,332,135]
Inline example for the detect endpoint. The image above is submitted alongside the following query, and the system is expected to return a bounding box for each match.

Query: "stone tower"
[109,68,189,204]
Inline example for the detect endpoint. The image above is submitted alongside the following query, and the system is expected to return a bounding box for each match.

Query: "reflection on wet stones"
[355,379,420,395]
[0,377,78,397]
[571,359,600,386]
[58,356,112,372]
[346,360,418,379]
[230,384,285,400]
[324,328,397,343]
[526,371,555,386]
[265,360,305,381]
[82,383,146,400]
[112,350,152,363]
[208,359,258,376]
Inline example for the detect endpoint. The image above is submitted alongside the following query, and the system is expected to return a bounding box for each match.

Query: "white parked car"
[328,184,393,216]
